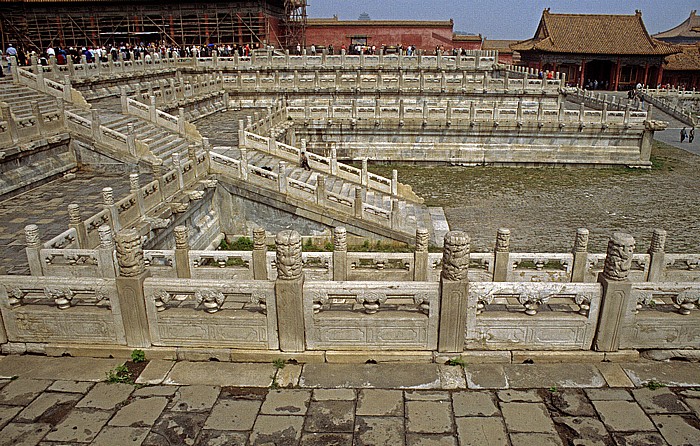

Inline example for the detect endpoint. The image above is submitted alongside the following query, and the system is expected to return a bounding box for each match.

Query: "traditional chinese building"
[482,39,519,65]
[511,9,679,90]
[0,0,307,52]
[654,11,700,89]
[305,17,482,52]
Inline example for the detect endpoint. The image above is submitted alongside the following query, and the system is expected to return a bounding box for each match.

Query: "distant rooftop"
[654,10,700,44]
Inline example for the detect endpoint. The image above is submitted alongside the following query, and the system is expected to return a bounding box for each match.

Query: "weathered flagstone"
[76,382,133,410]
[133,385,178,397]
[300,432,353,446]
[249,415,304,445]
[455,417,508,446]
[0,405,22,430]
[465,364,508,389]
[612,431,668,446]
[632,387,690,414]
[16,392,81,422]
[164,362,274,387]
[311,389,356,401]
[547,389,597,417]
[452,390,499,417]
[260,389,310,415]
[170,385,220,412]
[204,399,261,431]
[108,396,169,427]
[354,417,404,446]
[592,400,656,431]
[0,379,52,406]
[92,426,150,446]
[356,389,403,416]
[47,380,94,394]
[0,356,122,381]
[509,432,564,446]
[0,422,51,446]
[503,364,605,389]
[143,411,208,446]
[501,402,557,433]
[304,400,355,432]
[622,362,700,387]
[195,429,250,446]
[553,416,612,445]
[584,388,633,401]
[497,389,542,403]
[135,360,175,385]
[44,409,112,443]
[406,400,454,434]
[299,363,441,389]
[651,414,700,446]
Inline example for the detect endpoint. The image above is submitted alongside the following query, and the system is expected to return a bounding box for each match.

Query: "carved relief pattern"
[98,225,113,249]
[574,292,592,316]
[441,231,470,281]
[44,287,74,310]
[250,291,267,314]
[67,204,81,224]
[333,227,347,252]
[495,228,510,252]
[675,289,699,315]
[24,224,40,248]
[188,190,205,201]
[415,228,429,253]
[115,229,145,277]
[253,228,266,250]
[8,287,25,307]
[275,230,303,280]
[195,289,226,313]
[356,292,388,314]
[574,228,589,253]
[649,229,667,253]
[129,173,140,191]
[413,292,431,315]
[311,289,329,314]
[174,226,189,249]
[152,289,172,312]
[635,290,654,313]
[602,232,635,281]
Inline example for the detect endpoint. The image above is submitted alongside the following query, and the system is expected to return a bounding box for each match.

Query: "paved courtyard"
[0,355,699,445]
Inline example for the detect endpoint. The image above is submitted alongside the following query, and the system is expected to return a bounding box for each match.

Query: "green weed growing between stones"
[130,349,146,363]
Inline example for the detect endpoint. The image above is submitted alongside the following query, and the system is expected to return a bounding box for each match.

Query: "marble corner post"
[646,229,666,282]
[593,232,635,352]
[571,228,590,283]
[438,231,470,353]
[332,227,347,281]
[24,224,43,276]
[413,228,430,281]
[67,203,88,249]
[114,228,152,347]
[492,228,510,282]
[174,226,191,279]
[97,225,117,277]
[252,227,268,280]
[274,230,305,352]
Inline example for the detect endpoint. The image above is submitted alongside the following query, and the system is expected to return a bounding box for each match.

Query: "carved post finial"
[98,225,114,249]
[574,228,590,253]
[415,228,429,253]
[253,227,267,250]
[602,232,635,281]
[275,229,302,280]
[129,173,140,192]
[115,228,145,277]
[67,203,81,224]
[649,229,667,253]
[102,187,114,205]
[24,224,41,248]
[333,227,347,252]
[495,228,510,252]
[174,226,189,249]
[441,231,470,281]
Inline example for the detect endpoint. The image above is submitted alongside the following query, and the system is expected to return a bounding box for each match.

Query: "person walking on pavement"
[680,127,687,143]
[690,128,695,144]
[300,152,311,171]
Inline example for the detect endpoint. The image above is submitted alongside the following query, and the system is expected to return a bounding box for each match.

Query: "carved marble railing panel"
[43,228,78,250]
[40,248,99,277]
[466,282,602,350]
[85,209,112,247]
[0,275,125,345]
[141,180,162,212]
[302,252,332,281]
[181,159,197,186]
[116,193,140,228]
[619,283,700,349]
[161,169,181,199]
[303,281,439,350]
[209,152,242,176]
[662,254,700,282]
[347,253,413,282]
[509,253,573,283]
[143,277,277,349]
[585,253,648,283]
[143,250,176,278]
[188,250,253,280]
[427,252,493,282]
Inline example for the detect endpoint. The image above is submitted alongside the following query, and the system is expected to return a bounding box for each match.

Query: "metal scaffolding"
[0,0,305,52]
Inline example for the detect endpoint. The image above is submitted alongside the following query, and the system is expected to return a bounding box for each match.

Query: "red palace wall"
[306,22,479,51]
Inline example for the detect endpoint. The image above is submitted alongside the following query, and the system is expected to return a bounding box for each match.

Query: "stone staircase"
[0,78,60,119]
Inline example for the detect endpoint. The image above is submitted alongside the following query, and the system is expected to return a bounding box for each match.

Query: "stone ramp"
[213,144,435,243]
[0,355,699,445]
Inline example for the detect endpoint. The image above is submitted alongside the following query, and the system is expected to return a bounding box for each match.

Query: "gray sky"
[307,1,698,40]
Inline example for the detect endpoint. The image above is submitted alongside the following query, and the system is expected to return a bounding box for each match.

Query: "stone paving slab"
[505,363,607,389]
[0,356,122,381]
[134,360,175,385]
[622,362,700,387]
[164,361,275,386]
[455,417,508,446]
[299,363,442,388]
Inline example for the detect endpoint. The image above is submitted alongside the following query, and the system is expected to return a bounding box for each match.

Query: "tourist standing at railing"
[5,44,17,73]
[690,128,695,144]
[681,127,687,143]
